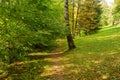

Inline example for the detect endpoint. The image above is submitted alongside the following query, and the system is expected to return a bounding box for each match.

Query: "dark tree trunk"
[64,0,76,50]
[67,34,76,50]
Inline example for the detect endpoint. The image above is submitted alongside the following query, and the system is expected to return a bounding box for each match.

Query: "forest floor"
[33,26,120,80]
[40,44,65,80]
[3,26,120,80]
[5,41,67,80]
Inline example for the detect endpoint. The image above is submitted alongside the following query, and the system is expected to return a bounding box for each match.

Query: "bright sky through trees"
[106,0,114,6]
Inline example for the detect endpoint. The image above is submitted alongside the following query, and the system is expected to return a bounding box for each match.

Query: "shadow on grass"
[25,48,69,59]
[26,53,63,60]
[6,60,45,80]
[62,48,120,80]
[6,50,68,80]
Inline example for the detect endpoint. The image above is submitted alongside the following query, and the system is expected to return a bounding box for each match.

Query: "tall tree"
[64,0,76,50]
[75,1,80,35]
[100,1,110,26]
[113,0,120,25]
[76,0,102,35]
[71,0,75,38]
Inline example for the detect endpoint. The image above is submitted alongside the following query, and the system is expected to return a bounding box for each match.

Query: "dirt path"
[41,45,65,80]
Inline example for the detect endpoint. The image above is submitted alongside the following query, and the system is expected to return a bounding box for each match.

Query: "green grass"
[62,26,120,80]
[74,26,120,53]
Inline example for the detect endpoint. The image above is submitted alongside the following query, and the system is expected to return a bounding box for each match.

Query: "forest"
[0,0,120,80]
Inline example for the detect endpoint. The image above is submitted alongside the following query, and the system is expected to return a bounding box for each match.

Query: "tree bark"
[72,0,75,38]
[64,0,76,50]
[75,2,80,35]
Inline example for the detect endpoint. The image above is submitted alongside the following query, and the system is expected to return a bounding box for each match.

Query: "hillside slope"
[62,26,120,80]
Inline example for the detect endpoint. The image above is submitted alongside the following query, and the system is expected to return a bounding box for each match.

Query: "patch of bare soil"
[41,45,65,80]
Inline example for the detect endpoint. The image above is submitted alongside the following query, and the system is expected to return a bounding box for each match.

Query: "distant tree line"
[69,0,102,36]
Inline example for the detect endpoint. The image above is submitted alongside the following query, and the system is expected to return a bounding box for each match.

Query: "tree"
[64,0,76,50]
[100,1,110,26]
[69,0,76,38]
[76,0,102,35]
[75,1,80,35]
[113,0,120,25]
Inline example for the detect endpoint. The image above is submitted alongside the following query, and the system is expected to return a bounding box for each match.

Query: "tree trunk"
[64,0,76,50]
[75,2,80,35]
[72,0,75,38]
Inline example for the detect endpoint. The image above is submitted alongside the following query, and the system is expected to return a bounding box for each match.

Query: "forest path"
[3,43,67,80]
[40,44,66,80]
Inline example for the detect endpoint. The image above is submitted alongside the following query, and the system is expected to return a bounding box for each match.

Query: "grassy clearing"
[62,26,120,80]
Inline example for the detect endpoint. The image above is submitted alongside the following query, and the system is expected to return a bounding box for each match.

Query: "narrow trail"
[41,45,65,80]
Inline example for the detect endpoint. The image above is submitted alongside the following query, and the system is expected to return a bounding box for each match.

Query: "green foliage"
[100,3,110,26]
[0,17,29,62]
[76,0,102,35]
[0,0,65,64]
[113,0,120,25]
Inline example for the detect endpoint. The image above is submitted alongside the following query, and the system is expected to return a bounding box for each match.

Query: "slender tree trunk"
[64,0,76,50]
[75,2,80,35]
[72,0,75,38]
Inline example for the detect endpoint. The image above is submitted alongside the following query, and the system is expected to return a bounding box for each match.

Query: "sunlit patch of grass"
[27,52,48,56]
[63,52,120,79]
[62,26,120,79]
